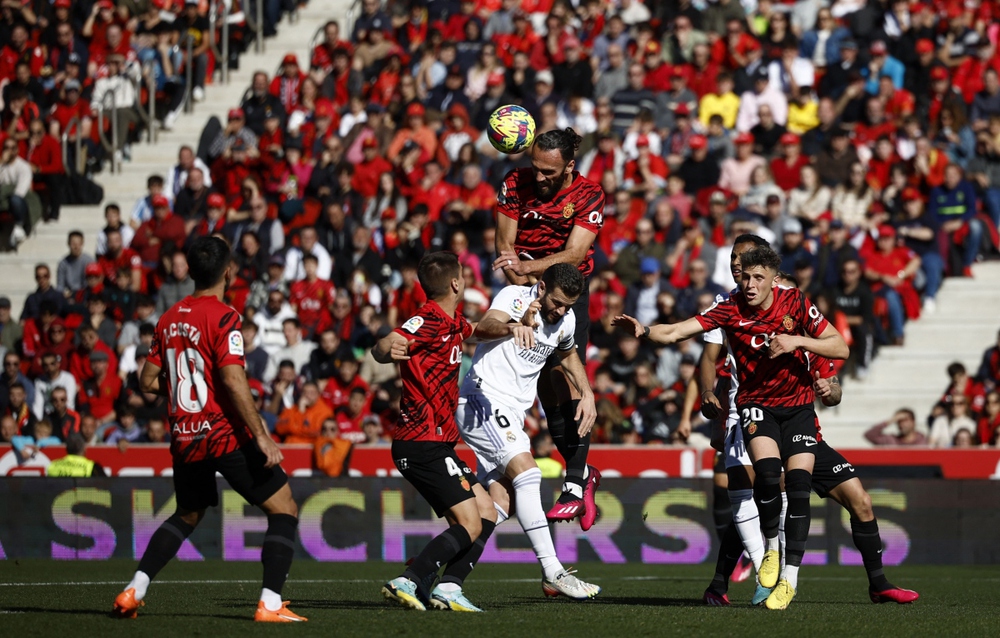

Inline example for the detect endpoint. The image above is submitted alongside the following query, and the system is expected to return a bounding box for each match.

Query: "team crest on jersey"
[506,431,517,442]
[459,476,471,491]
[782,315,796,331]
[402,316,424,334]
[562,202,575,218]
[747,422,757,435]
[228,331,244,356]
[511,298,525,314]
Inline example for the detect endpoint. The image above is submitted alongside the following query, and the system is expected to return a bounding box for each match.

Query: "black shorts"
[739,402,819,460]
[392,439,479,518]
[173,446,288,512]
[811,441,857,498]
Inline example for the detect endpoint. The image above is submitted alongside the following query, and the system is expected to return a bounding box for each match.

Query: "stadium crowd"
[4,0,1000,468]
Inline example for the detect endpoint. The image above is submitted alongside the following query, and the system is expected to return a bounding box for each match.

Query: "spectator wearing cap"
[186,192,228,246]
[270,53,305,113]
[815,127,859,189]
[612,63,658,136]
[131,195,186,268]
[68,323,118,387]
[864,224,921,345]
[863,40,904,95]
[623,136,668,199]
[924,65,965,128]
[771,133,809,191]
[736,64,787,132]
[472,69,517,131]
[387,102,437,165]
[676,134,720,195]
[89,53,140,157]
[663,105,696,168]
[895,187,944,312]
[929,163,982,276]
[352,137,392,201]
[156,251,195,316]
[624,257,675,328]
[522,68,559,119]
[778,217,814,274]
[208,107,259,161]
[78,348,122,426]
[698,72,740,130]
[719,132,765,197]
[241,72,286,138]
[165,146,212,199]
[46,16,89,76]
[662,67,698,127]
[615,218,668,288]
[820,39,863,100]
[554,36,594,99]
[172,167,210,222]
[639,41,670,93]
[970,68,1000,128]
[57,231,94,300]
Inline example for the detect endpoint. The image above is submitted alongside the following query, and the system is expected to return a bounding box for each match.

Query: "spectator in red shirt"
[623,135,668,198]
[131,195,187,267]
[0,23,45,80]
[334,387,372,444]
[310,20,352,81]
[941,361,988,417]
[290,254,337,339]
[863,224,921,345]
[48,79,94,140]
[979,391,1000,446]
[270,53,305,113]
[98,228,143,292]
[352,137,392,199]
[867,136,899,192]
[770,132,809,192]
[78,349,122,426]
[321,356,369,411]
[26,120,67,223]
[69,323,118,386]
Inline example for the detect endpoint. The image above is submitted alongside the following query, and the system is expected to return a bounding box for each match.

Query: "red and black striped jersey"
[147,295,253,463]
[392,300,472,442]
[497,168,605,277]
[696,286,830,409]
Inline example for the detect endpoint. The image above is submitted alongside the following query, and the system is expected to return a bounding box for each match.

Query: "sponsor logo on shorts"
[506,431,517,442]
[747,422,757,435]
[395,458,408,471]
[832,463,855,474]
[792,434,818,447]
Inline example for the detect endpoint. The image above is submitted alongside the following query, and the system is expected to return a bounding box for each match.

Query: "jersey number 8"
[165,347,208,414]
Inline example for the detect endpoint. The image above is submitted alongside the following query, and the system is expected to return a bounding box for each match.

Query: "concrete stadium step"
[0,0,348,318]
[821,260,1000,449]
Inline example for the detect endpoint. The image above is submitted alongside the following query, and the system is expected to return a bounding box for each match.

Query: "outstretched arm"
[612,314,707,346]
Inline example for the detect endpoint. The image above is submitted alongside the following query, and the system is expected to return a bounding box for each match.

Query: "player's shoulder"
[398,302,443,336]
[492,283,534,312]
[570,173,606,204]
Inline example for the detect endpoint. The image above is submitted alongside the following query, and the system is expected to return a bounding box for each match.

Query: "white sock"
[126,571,151,601]
[781,564,799,590]
[494,501,510,525]
[513,467,563,580]
[561,466,588,498]
[779,491,788,571]
[729,489,764,571]
[766,536,780,552]
[436,582,461,593]
[260,587,282,611]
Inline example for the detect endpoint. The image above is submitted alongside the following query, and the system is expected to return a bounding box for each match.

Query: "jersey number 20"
[165,347,208,414]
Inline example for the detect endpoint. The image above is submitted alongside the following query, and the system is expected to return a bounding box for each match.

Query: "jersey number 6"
[165,347,209,414]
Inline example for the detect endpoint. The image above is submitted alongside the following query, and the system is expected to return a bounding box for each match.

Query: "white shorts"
[724,409,752,469]
[456,393,531,484]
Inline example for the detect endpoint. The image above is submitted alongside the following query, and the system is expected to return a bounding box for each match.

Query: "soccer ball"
[487,105,536,154]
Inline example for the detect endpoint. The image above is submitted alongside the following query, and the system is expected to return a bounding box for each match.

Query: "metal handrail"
[221,0,230,85]
[183,32,194,113]
[208,0,223,73]
[131,66,151,126]
[308,24,325,53]
[246,0,264,54]
[97,90,119,174]
[145,61,157,143]
[60,116,82,175]
[344,0,362,42]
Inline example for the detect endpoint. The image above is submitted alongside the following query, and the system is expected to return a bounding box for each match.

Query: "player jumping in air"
[492,128,606,530]
[375,252,498,613]
[695,240,918,605]
[456,263,601,600]
[113,236,306,622]
[615,244,850,610]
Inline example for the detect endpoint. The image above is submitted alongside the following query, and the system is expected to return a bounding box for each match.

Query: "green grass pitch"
[1,560,996,636]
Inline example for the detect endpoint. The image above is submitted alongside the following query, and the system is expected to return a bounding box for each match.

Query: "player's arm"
[219,364,284,468]
[612,314,706,346]
[678,374,699,442]
[494,210,529,285]
[138,359,166,396]
[495,225,598,279]
[813,371,843,407]
[372,331,413,364]
[557,348,597,436]
[769,323,850,360]
[474,306,538,350]
[699,341,724,418]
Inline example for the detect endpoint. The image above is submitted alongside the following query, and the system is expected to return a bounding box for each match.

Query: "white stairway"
[820,261,1000,448]
[0,0,351,317]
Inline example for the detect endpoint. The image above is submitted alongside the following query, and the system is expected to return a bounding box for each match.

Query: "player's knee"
[753,458,783,486]
[477,493,498,524]
[850,488,874,521]
[727,465,753,490]
[177,509,205,528]
[784,468,812,501]
[461,517,483,541]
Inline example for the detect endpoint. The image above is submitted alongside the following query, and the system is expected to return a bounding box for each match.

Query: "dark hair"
[39,299,58,316]
[104,203,121,214]
[733,233,770,249]
[66,433,86,455]
[947,362,967,377]
[418,251,461,299]
[739,246,782,272]
[147,175,164,188]
[187,236,231,290]
[541,263,585,298]
[139,322,156,336]
[302,252,319,263]
[534,127,582,161]
[68,230,83,242]
[350,387,367,397]
[283,317,301,328]
[9,381,24,393]
[77,323,97,335]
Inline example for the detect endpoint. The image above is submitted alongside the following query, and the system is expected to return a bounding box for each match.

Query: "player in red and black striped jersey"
[614,244,849,611]
[373,252,498,612]
[114,237,306,623]
[491,128,606,530]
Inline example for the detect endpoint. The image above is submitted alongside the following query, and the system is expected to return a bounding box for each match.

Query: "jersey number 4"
[165,347,208,414]
[444,457,465,477]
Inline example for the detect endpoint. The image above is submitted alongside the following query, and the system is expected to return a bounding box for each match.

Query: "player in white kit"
[456,263,601,600]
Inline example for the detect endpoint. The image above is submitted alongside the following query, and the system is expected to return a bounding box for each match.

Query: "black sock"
[261,514,298,595]
[548,400,590,491]
[712,484,731,542]
[783,469,812,568]
[709,523,744,595]
[441,519,495,587]
[137,513,195,579]
[752,458,783,540]
[403,524,473,595]
[852,517,890,591]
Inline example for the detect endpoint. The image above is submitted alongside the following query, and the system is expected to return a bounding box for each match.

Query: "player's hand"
[256,432,284,468]
[813,370,833,398]
[520,300,541,328]
[510,324,535,350]
[700,391,723,419]
[575,395,597,436]
[675,417,692,442]
[768,334,800,358]
[612,314,644,338]
[493,250,528,276]
[390,339,413,362]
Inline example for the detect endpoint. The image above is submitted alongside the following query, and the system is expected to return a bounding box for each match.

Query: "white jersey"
[706,289,748,469]
[460,283,576,412]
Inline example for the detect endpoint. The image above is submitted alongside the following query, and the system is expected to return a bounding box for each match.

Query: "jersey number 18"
[165,347,208,414]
